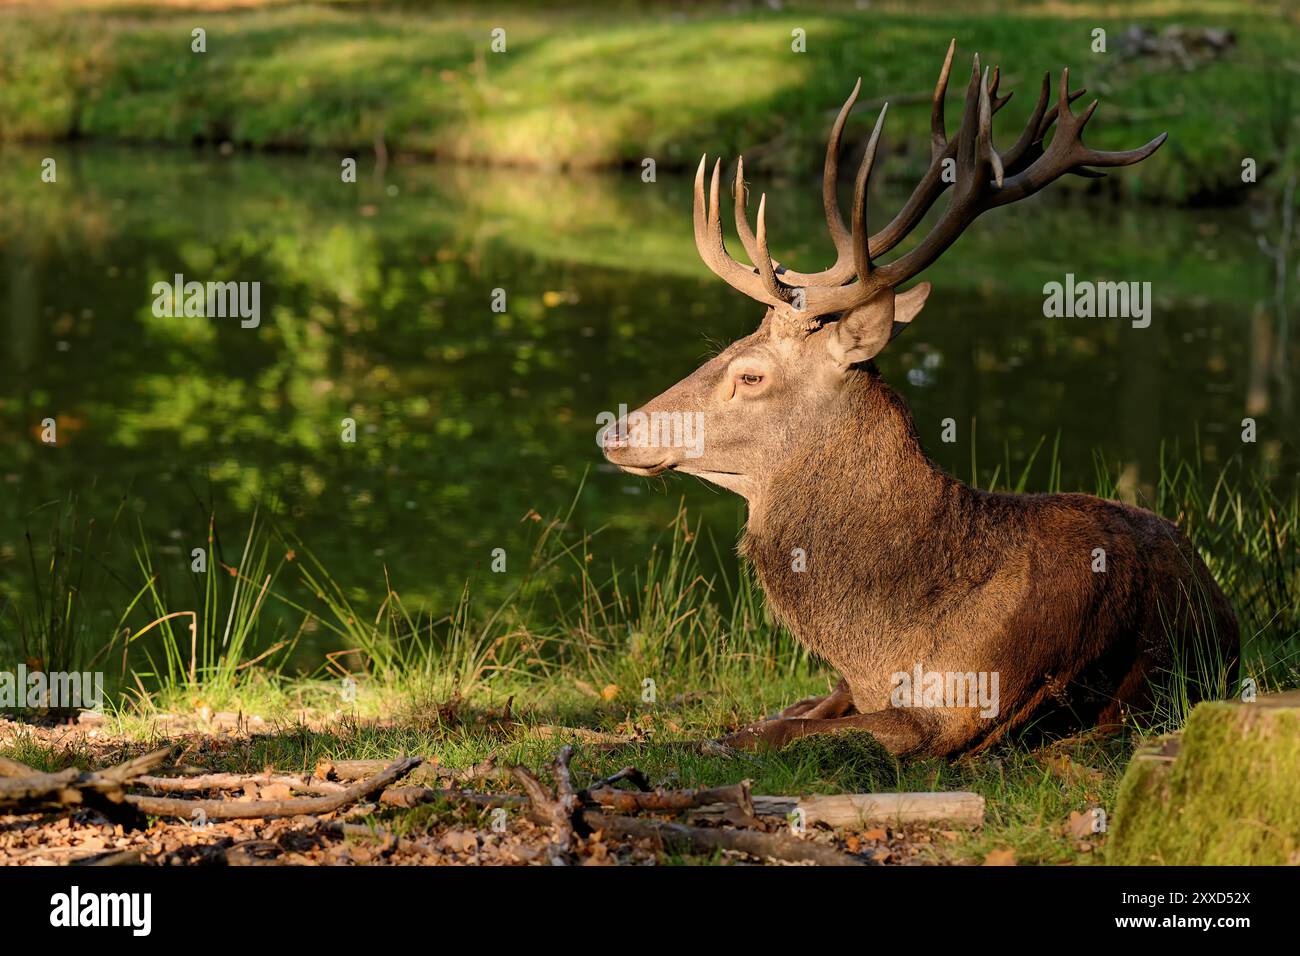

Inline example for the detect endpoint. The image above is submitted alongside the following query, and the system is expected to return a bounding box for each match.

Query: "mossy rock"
[778,730,898,791]
[1109,691,1300,865]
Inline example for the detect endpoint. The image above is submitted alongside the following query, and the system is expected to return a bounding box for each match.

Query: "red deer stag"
[602,42,1239,756]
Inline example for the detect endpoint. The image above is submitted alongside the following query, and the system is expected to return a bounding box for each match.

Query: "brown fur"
[739,365,1238,755]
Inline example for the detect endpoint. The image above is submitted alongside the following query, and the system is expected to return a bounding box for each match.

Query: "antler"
[694,41,1166,322]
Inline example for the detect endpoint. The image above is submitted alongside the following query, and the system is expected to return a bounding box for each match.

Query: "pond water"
[0,146,1294,666]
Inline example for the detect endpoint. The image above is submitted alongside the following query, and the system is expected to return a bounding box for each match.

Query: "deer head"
[602,42,1165,503]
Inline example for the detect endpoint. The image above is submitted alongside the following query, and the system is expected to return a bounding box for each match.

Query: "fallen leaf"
[1067,810,1096,839]
[600,684,620,701]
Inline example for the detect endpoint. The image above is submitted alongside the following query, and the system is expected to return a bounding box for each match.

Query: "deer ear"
[888,281,932,341]
[826,289,896,368]
[828,283,934,367]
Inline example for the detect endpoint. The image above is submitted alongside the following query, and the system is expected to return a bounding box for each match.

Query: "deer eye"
[738,373,764,387]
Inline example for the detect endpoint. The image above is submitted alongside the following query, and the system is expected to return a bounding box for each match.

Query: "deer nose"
[601,426,629,452]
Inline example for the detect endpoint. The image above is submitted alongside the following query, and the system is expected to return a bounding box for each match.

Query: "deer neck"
[742,368,959,604]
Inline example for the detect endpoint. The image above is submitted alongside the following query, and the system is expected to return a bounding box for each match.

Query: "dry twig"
[124,757,420,821]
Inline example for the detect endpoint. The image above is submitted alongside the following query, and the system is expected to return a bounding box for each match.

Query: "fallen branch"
[377,780,754,817]
[135,771,346,796]
[691,792,985,829]
[124,756,421,821]
[512,746,580,859]
[0,747,174,819]
[0,756,39,778]
[588,766,651,791]
[509,750,861,865]
[586,781,754,817]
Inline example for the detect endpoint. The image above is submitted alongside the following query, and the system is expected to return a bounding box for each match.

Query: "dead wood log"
[582,811,866,866]
[135,771,346,796]
[691,792,985,828]
[0,755,39,778]
[0,747,174,821]
[124,756,421,821]
[0,767,83,808]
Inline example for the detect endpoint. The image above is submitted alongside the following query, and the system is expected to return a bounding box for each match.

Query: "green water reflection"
[0,146,1294,667]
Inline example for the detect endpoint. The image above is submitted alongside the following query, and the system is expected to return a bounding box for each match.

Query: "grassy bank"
[2,445,1297,863]
[0,1,1295,204]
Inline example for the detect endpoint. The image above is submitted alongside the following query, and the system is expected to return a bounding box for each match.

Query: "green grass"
[2,441,1297,863]
[0,0,1294,204]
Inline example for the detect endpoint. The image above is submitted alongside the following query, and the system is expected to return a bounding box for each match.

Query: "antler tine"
[978,67,1004,188]
[733,156,786,276]
[753,194,788,301]
[694,155,792,308]
[987,64,1014,113]
[930,39,956,159]
[955,54,984,170]
[732,80,862,287]
[1038,87,1088,140]
[850,103,889,285]
[823,77,862,257]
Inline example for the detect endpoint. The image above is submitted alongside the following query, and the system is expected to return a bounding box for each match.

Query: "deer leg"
[772,679,855,719]
[720,707,930,756]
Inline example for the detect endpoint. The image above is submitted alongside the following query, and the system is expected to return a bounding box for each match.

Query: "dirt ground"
[0,716,958,866]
